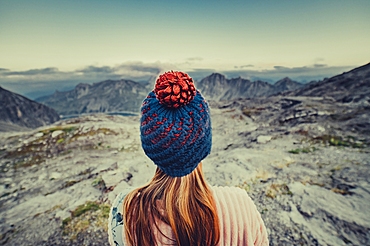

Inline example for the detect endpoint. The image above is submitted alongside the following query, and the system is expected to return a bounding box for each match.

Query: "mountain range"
[35,75,304,116]
[195,74,303,101]
[1,63,369,131]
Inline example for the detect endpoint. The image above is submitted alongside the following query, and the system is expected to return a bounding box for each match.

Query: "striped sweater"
[108,186,269,246]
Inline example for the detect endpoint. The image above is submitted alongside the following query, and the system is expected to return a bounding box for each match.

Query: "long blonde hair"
[122,162,220,246]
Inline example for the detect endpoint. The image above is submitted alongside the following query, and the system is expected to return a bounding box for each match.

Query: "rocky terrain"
[0,87,60,132]
[195,73,303,101]
[0,91,369,245]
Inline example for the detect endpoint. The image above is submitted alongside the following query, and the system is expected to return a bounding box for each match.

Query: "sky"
[0,0,369,99]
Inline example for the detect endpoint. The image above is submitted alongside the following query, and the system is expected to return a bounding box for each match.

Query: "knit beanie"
[140,71,212,177]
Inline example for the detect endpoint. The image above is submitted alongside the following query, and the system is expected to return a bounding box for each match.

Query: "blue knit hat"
[140,71,212,177]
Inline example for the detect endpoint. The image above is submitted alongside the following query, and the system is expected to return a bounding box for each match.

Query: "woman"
[108,71,268,246]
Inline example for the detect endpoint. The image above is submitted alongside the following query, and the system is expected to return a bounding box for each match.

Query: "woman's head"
[140,71,212,177]
[122,71,219,246]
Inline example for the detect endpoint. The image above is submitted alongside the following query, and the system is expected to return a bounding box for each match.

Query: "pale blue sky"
[0,0,369,97]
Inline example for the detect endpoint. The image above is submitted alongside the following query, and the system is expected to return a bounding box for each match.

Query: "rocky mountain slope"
[284,62,370,104]
[195,73,303,101]
[0,86,60,131]
[36,80,151,116]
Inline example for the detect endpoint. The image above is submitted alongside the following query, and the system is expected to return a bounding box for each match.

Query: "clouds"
[0,61,169,99]
[0,61,167,82]
[185,57,204,62]
[76,66,115,74]
[234,65,254,69]
[271,64,329,73]
[221,64,355,83]
[3,67,60,76]
[186,63,356,83]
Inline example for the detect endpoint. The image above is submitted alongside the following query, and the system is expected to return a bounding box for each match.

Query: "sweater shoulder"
[210,185,251,201]
[209,185,268,245]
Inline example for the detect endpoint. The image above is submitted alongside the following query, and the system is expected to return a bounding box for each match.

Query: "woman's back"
[108,186,268,246]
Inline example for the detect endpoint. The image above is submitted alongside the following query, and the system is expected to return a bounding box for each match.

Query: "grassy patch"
[266,183,292,199]
[288,149,300,154]
[91,177,106,190]
[100,204,110,218]
[70,128,117,142]
[288,147,319,154]
[72,201,100,217]
[312,135,367,148]
[56,138,65,144]
[40,126,76,135]
[62,217,71,228]
[237,181,251,192]
[61,201,111,239]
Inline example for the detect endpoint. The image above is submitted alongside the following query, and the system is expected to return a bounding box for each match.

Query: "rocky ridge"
[284,62,370,105]
[0,86,60,132]
[195,73,303,101]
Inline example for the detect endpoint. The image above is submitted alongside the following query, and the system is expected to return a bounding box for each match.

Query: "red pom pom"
[154,71,196,108]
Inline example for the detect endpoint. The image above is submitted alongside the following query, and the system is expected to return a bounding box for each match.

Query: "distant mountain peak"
[275,77,293,84]
[76,83,91,88]
[208,73,226,79]
[273,77,302,93]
